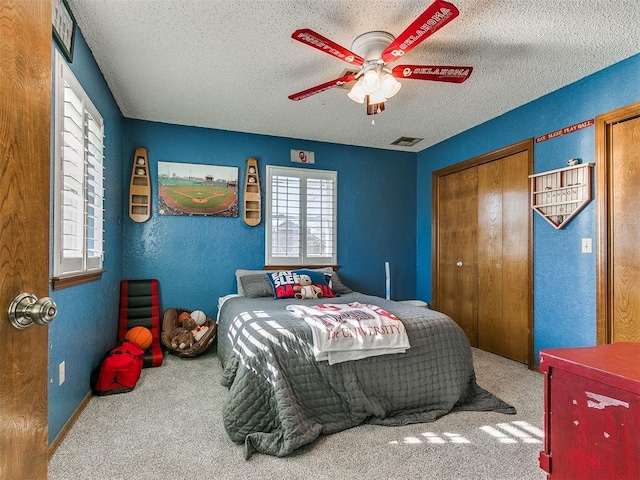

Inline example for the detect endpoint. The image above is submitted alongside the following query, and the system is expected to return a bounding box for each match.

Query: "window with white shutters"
[266,165,337,266]
[53,51,105,288]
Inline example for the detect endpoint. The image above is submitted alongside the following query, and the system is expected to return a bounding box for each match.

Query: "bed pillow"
[267,269,335,300]
[239,274,274,298]
[313,267,353,294]
[235,269,268,295]
[324,271,352,294]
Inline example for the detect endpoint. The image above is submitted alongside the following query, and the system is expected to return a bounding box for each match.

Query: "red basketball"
[178,312,191,324]
[125,326,153,350]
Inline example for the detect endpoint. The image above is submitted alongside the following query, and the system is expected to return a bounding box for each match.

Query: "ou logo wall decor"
[290,149,315,164]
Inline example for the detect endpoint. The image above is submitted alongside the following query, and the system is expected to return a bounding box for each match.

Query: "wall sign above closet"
[529,163,594,229]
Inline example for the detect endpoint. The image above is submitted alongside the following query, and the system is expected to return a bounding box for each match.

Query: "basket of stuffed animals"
[161,307,217,357]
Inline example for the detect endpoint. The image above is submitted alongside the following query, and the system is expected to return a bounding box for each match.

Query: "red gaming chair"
[118,279,163,368]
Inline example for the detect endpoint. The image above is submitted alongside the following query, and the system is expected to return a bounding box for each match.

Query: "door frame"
[432,138,534,368]
[595,101,640,344]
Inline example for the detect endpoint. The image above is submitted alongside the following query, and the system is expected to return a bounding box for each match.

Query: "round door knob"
[456,261,463,267]
[8,293,58,330]
[31,297,58,325]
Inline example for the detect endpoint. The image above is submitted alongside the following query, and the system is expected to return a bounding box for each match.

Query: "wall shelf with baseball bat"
[129,147,151,223]
[529,162,594,229]
[243,157,261,226]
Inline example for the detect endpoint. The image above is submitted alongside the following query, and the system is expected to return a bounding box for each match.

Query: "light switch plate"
[581,238,592,254]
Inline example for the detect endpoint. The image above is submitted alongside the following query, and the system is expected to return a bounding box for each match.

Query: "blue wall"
[48,33,125,444]
[416,52,640,363]
[122,122,417,314]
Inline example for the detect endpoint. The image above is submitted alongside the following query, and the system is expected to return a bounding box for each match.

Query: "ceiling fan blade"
[292,29,365,67]
[392,65,472,83]
[381,0,459,63]
[288,73,357,101]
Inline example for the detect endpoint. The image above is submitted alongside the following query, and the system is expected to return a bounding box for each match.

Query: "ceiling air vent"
[391,136,423,147]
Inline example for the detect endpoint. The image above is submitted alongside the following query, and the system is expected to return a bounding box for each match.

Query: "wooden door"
[0,1,51,478]
[433,139,533,366]
[477,151,530,362]
[434,167,479,346]
[596,103,640,343]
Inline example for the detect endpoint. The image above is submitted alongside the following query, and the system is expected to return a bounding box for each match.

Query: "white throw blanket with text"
[286,302,410,364]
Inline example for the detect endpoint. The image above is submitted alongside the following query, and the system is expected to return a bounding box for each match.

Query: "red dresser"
[539,342,640,479]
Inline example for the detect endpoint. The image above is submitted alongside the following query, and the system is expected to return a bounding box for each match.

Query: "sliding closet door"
[435,167,479,346]
[477,151,530,362]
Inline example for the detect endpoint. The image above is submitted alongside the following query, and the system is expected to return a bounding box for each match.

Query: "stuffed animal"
[171,317,198,350]
[294,274,323,300]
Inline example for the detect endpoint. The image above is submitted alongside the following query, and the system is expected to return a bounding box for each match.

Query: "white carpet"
[49,347,546,480]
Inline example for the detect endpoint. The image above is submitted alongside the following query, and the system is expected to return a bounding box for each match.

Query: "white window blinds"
[54,51,105,278]
[266,165,336,265]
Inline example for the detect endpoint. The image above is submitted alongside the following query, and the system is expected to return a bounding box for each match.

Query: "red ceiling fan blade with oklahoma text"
[381,0,459,63]
[291,29,364,67]
[288,73,357,101]
[392,65,472,83]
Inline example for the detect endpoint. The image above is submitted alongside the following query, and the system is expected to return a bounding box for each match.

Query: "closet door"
[433,139,533,366]
[435,167,479,346]
[477,151,530,362]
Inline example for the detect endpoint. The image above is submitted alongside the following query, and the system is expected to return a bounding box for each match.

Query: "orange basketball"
[178,312,191,324]
[125,326,153,350]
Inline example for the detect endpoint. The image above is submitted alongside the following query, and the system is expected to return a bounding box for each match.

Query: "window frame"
[52,51,105,290]
[265,165,337,267]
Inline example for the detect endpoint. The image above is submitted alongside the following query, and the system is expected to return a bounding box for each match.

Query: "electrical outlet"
[58,361,65,386]
[581,238,592,254]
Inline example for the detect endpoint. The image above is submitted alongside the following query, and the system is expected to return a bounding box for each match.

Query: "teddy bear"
[294,274,323,300]
[171,316,198,350]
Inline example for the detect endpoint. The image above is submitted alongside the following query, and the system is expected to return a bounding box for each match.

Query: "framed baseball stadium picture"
[158,162,239,217]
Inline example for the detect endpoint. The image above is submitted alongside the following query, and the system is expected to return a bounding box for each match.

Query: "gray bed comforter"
[218,293,515,458]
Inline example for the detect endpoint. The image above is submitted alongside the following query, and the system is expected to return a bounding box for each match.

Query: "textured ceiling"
[67,0,640,152]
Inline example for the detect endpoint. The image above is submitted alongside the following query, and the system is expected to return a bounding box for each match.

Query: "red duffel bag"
[90,341,144,395]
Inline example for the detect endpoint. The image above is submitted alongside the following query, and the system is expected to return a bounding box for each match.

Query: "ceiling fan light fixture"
[347,81,366,103]
[380,73,401,98]
[363,69,380,90]
[368,88,386,105]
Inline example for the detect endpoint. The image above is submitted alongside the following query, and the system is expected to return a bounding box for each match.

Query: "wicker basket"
[162,307,216,357]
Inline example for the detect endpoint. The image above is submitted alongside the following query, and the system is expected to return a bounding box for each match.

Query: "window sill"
[52,270,105,290]
[264,264,340,271]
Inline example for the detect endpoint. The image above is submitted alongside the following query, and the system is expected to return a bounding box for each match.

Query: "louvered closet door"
[477,151,530,362]
[436,167,479,346]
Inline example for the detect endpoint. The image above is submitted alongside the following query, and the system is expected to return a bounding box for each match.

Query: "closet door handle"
[456,261,463,267]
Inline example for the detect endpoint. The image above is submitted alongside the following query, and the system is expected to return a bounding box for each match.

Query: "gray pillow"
[235,269,268,295]
[327,271,352,294]
[239,274,274,298]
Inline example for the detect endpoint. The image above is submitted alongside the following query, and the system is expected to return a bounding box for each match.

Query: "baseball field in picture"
[158,161,239,217]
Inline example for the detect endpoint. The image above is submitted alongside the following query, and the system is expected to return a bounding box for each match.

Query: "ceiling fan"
[288,0,472,116]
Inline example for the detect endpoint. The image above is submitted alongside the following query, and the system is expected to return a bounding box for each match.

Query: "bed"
[217,269,515,458]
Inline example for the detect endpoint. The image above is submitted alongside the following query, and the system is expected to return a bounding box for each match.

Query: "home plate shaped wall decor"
[529,163,594,229]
